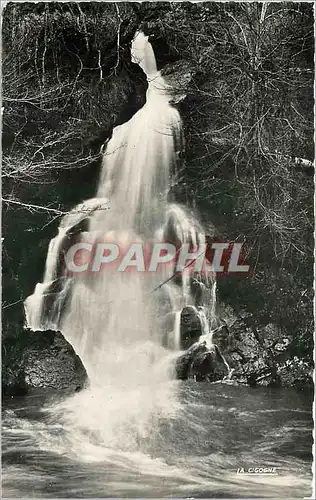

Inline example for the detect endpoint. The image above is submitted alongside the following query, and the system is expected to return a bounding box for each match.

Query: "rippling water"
[2,383,313,498]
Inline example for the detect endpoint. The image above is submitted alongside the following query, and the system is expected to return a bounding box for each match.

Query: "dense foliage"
[2,2,314,363]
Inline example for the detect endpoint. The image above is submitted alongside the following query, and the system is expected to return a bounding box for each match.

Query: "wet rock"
[2,329,87,396]
[211,323,234,351]
[180,306,202,350]
[173,300,312,389]
[161,306,201,350]
[210,308,312,389]
[211,315,278,386]
[175,342,228,381]
[175,348,192,380]
[2,365,28,396]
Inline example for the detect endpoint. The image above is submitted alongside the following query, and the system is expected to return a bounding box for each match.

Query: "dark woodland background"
[2,3,314,377]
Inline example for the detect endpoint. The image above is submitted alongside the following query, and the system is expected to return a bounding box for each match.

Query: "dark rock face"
[2,329,87,396]
[175,304,313,389]
[212,312,289,387]
[161,307,202,350]
[175,342,228,382]
[180,306,202,350]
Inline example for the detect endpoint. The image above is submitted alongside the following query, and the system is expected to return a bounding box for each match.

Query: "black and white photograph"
[1,1,314,498]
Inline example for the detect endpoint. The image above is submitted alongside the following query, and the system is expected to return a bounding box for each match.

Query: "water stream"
[24,31,216,411]
[2,386,313,498]
[4,32,313,498]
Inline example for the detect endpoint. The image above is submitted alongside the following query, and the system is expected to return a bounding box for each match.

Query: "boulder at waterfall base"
[175,342,228,382]
[2,329,88,396]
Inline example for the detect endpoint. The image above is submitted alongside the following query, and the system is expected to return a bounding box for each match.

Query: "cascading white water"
[24,31,218,451]
[173,310,182,350]
[3,28,312,500]
[24,198,109,331]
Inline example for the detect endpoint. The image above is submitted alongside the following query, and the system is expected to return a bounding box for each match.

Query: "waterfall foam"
[24,31,218,451]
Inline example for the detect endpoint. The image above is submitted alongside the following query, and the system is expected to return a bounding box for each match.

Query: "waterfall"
[24,198,109,331]
[24,31,218,449]
[173,310,182,350]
